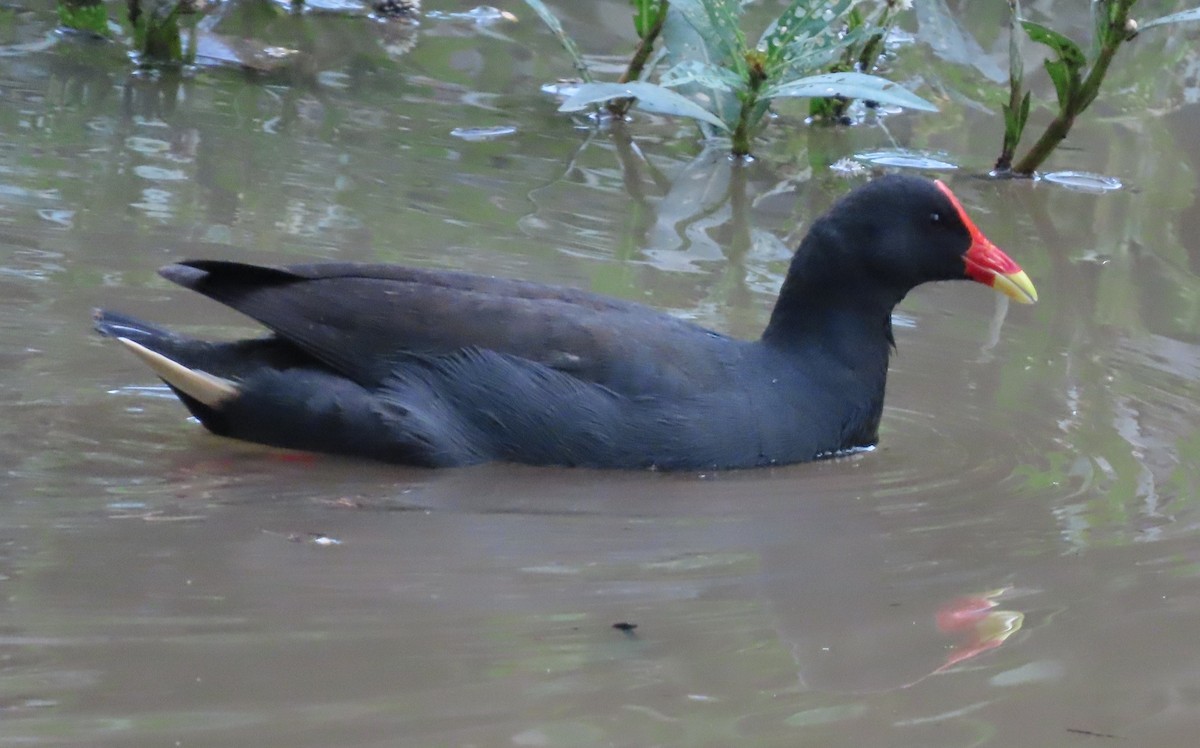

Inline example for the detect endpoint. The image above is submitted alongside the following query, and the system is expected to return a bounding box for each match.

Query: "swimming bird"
[94,175,1036,470]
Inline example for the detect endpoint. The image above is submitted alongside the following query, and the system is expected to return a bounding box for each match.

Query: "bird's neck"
[760,226,902,364]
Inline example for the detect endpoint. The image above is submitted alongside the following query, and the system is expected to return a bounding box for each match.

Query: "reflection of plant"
[995,0,1200,176]
[529,0,936,157]
[129,0,187,66]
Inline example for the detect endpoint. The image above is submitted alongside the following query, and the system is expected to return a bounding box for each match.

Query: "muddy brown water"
[3,2,1200,745]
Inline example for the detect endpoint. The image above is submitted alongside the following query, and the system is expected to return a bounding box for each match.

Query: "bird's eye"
[930,212,942,223]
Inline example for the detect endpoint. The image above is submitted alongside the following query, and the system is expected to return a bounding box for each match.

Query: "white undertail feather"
[116,337,239,407]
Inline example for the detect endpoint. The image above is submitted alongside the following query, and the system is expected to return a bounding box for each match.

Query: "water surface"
[3,1,1200,745]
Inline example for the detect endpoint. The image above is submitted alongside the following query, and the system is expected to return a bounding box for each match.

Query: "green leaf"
[1002,89,1032,149]
[1020,20,1086,67]
[631,0,665,38]
[1042,58,1076,109]
[662,5,741,130]
[763,72,938,112]
[670,0,747,73]
[1020,20,1085,110]
[558,82,732,132]
[776,23,868,79]
[659,60,746,93]
[633,0,651,38]
[1140,8,1200,31]
[759,0,851,63]
[522,0,593,82]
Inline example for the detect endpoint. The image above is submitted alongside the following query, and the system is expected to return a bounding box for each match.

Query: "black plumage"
[95,175,1036,470]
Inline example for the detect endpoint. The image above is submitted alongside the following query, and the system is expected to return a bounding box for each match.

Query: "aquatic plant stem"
[731,54,768,157]
[619,7,666,85]
[609,3,668,117]
[1011,0,1137,175]
[993,0,1027,173]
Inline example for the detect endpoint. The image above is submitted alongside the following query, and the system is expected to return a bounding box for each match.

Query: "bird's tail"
[93,309,240,416]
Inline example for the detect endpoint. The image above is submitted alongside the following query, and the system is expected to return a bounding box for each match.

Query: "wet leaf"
[661,6,741,130]
[558,82,731,131]
[669,0,747,73]
[773,30,863,80]
[1140,8,1200,31]
[763,72,938,112]
[659,60,745,93]
[759,0,851,62]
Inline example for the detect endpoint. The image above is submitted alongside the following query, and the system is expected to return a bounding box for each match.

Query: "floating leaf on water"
[450,125,518,141]
[1041,171,1122,193]
[856,149,957,170]
[764,72,938,112]
[558,82,731,132]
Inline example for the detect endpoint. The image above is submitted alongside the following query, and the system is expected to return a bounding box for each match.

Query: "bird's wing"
[160,260,738,395]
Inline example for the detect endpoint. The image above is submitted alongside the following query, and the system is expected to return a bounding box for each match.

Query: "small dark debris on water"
[612,621,638,634]
[1066,728,1121,739]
